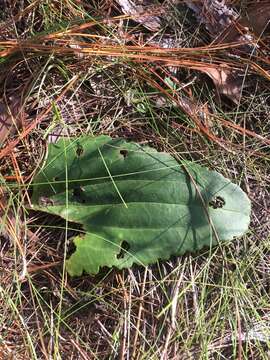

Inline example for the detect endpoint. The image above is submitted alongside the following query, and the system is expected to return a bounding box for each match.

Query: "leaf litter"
[185,0,270,102]
[0,96,23,145]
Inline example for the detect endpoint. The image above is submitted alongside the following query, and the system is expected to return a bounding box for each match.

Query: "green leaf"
[31,135,251,276]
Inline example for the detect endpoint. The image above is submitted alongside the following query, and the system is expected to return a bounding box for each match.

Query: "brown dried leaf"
[199,66,243,103]
[0,187,18,240]
[214,3,270,45]
[0,96,22,145]
[244,3,270,36]
[184,1,253,103]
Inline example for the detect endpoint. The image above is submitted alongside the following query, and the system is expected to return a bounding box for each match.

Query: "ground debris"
[184,0,239,36]
[116,0,162,31]
[184,0,270,103]
[0,96,23,145]
[198,65,244,103]
[0,186,22,245]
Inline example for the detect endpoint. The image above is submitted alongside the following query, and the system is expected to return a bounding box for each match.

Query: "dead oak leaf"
[199,66,244,103]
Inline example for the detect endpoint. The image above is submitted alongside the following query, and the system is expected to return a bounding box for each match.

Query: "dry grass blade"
[0,76,79,160]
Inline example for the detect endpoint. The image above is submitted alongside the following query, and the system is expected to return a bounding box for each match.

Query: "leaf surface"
[31,136,251,275]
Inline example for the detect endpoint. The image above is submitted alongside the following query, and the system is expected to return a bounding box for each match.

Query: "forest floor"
[0,1,270,359]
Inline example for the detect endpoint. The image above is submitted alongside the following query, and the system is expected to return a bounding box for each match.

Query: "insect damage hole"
[76,145,84,157]
[120,149,128,158]
[209,196,225,209]
[73,186,86,203]
[117,240,130,259]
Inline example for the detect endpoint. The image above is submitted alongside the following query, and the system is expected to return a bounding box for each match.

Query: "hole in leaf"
[73,186,86,203]
[209,196,225,209]
[117,240,130,259]
[120,149,128,158]
[73,187,82,197]
[76,145,84,157]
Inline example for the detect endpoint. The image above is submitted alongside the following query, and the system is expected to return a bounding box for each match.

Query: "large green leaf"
[31,135,251,276]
